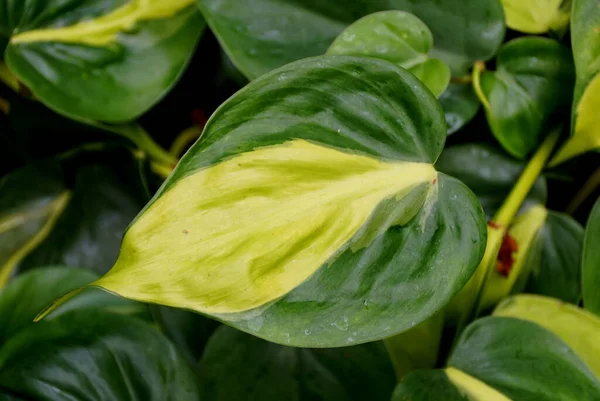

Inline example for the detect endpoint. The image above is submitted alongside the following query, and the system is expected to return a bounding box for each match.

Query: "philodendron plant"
[0,0,599,400]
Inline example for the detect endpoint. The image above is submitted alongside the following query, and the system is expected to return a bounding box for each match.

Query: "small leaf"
[501,0,571,34]
[439,83,480,135]
[583,197,600,315]
[479,37,575,158]
[1,0,205,122]
[550,0,600,165]
[394,316,600,400]
[70,56,487,347]
[198,325,396,401]
[495,294,600,378]
[327,11,450,97]
[0,310,200,400]
[0,266,148,346]
[436,143,547,218]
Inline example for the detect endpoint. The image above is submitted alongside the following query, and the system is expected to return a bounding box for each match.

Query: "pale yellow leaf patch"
[501,0,569,34]
[446,367,513,400]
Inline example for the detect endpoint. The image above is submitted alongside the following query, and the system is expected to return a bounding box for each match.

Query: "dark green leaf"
[197,0,505,79]
[583,197,600,315]
[436,143,547,217]
[198,325,395,401]
[0,310,200,401]
[0,266,148,346]
[86,56,486,347]
[479,37,575,158]
[1,1,205,122]
[439,83,480,135]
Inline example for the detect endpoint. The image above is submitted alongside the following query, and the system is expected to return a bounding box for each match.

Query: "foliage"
[0,0,599,400]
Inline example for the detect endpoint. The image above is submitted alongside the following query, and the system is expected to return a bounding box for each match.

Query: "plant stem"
[566,166,600,215]
[0,62,19,92]
[471,61,491,112]
[0,96,9,115]
[169,125,203,158]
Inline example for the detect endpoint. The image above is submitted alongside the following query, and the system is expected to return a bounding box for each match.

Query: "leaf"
[500,0,571,34]
[327,11,450,97]
[151,306,220,368]
[393,316,600,400]
[19,163,145,275]
[583,197,600,315]
[495,294,600,378]
[198,325,396,401]
[481,206,584,310]
[550,0,600,165]
[55,56,488,347]
[0,310,200,401]
[435,143,547,218]
[479,37,575,159]
[0,162,70,286]
[197,0,505,79]
[0,0,205,122]
[0,266,148,346]
[439,83,480,135]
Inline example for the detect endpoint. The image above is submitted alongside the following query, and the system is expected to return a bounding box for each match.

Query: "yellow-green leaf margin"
[40,56,487,347]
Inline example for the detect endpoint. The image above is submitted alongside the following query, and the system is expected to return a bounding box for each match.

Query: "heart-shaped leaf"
[393,316,600,400]
[327,11,450,97]
[197,0,504,79]
[198,325,396,401]
[500,0,571,34]
[495,294,600,378]
[480,205,583,311]
[48,56,487,347]
[0,266,148,346]
[435,143,547,218]
[583,197,600,315]
[0,310,200,400]
[551,0,600,165]
[478,37,575,158]
[0,0,205,122]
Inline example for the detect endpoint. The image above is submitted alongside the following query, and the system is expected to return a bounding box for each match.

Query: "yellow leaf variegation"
[446,367,513,401]
[11,0,195,46]
[95,140,436,314]
[501,0,570,34]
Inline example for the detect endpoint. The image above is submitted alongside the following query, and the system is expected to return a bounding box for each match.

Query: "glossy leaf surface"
[495,294,600,378]
[83,56,486,347]
[583,197,600,315]
[439,83,480,135]
[327,11,450,97]
[0,0,205,122]
[551,0,600,165]
[0,310,200,401]
[479,37,575,158]
[198,325,395,401]
[0,266,147,346]
[197,0,505,79]
[394,316,600,400]
[436,143,547,218]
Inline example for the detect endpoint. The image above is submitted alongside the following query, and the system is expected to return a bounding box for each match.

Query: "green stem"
[169,125,203,158]
[0,62,19,92]
[566,166,600,215]
[471,61,491,112]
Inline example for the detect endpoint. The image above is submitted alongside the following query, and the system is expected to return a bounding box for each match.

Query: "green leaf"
[495,294,600,378]
[500,0,571,34]
[478,37,575,159]
[583,197,600,315]
[198,325,396,401]
[439,83,480,135]
[435,143,547,218]
[151,306,220,368]
[0,0,205,122]
[0,310,200,400]
[327,11,450,97]
[550,0,600,165]
[56,56,488,347]
[0,266,148,346]
[197,0,505,79]
[394,316,600,400]
[0,162,70,286]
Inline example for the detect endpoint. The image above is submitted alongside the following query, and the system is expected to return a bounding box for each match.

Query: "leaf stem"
[566,166,600,215]
[0,62,19,93]
[169,125,203,158]
[0,96,9,115]
[471,61,491,112]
